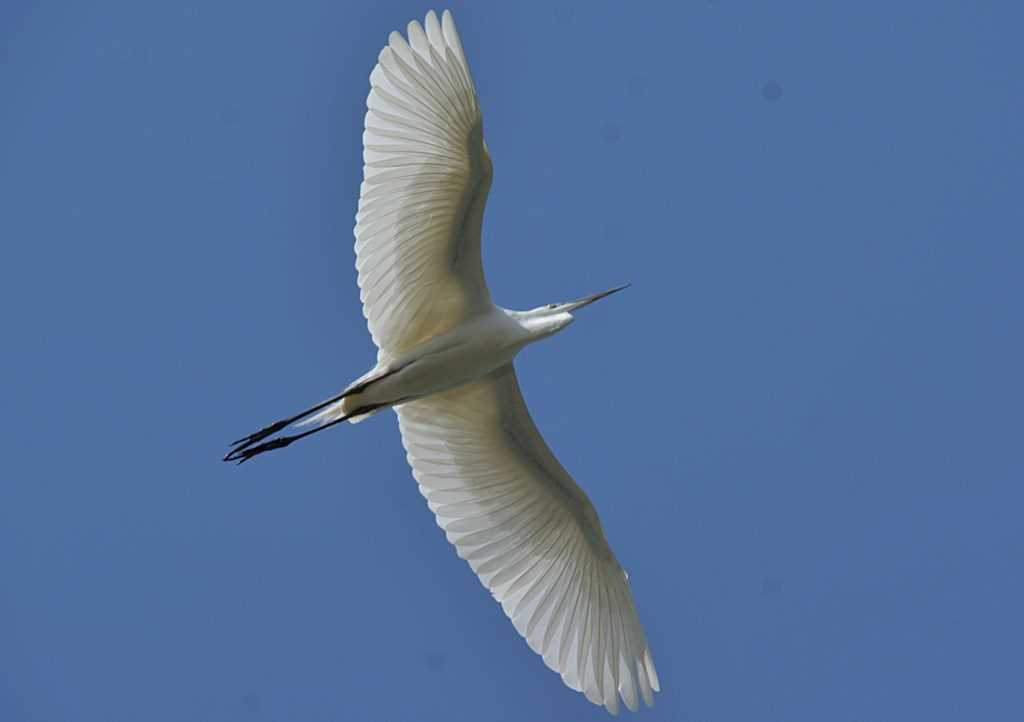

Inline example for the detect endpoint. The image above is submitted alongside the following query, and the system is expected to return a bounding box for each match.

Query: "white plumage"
[398,365,659,713]
[227,10,659,714]
[357,9,492,362]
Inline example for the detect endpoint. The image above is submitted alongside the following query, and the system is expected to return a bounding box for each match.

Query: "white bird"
[225,10,659,713]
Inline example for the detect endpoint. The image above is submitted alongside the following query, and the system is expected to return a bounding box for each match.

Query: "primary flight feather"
[226,10,659,714]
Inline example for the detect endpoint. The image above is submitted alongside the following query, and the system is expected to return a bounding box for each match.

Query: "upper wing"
[396,365,660,714]
[356,10,494,361]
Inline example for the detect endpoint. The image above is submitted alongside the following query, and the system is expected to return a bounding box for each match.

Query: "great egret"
[226,10,659,713]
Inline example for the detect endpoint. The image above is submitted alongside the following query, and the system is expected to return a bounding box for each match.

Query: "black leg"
[227,390,350,455]
[223,402,391,463]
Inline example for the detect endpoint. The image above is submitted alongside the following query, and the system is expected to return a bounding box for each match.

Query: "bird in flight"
[225,10,659,714]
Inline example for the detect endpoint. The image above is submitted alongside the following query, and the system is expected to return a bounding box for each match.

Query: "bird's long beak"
[565,283,631,312]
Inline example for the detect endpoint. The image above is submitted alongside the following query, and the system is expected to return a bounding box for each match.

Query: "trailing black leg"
[225,364,410,457]
[227,391,350,456]
[223,402,391,464]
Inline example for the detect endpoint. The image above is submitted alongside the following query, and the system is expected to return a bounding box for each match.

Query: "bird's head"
[521,284,630,338]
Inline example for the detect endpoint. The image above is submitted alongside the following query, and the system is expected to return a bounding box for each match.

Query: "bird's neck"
[504,308,573,346]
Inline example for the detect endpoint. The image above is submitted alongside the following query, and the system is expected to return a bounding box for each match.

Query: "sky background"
[2,1,1022,720]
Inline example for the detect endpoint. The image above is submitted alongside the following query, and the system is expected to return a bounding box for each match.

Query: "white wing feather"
[356,10,493,362]
[396,364,659,714]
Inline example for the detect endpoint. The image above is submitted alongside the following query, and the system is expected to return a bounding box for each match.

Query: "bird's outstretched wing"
[356,10,493,361]
[396,365,660,714]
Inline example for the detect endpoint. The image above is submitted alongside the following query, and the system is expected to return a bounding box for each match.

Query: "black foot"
[229,419,291,452]
[224,434,296,464]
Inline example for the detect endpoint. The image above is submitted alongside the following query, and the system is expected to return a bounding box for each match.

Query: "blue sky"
[2,1,1022,720]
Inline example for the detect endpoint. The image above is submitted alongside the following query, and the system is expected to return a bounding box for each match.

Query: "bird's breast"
[356,313,524,409]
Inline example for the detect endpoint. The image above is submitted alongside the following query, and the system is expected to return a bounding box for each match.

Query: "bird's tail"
[296,394,386,427]
[300,365,398,425]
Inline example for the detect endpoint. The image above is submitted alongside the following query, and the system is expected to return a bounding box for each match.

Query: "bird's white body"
[325,306,570,423]
[346,309,525,411]
[228,10,659,715]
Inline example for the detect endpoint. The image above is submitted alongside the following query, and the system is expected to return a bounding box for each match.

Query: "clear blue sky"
[2,2,1022,720]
